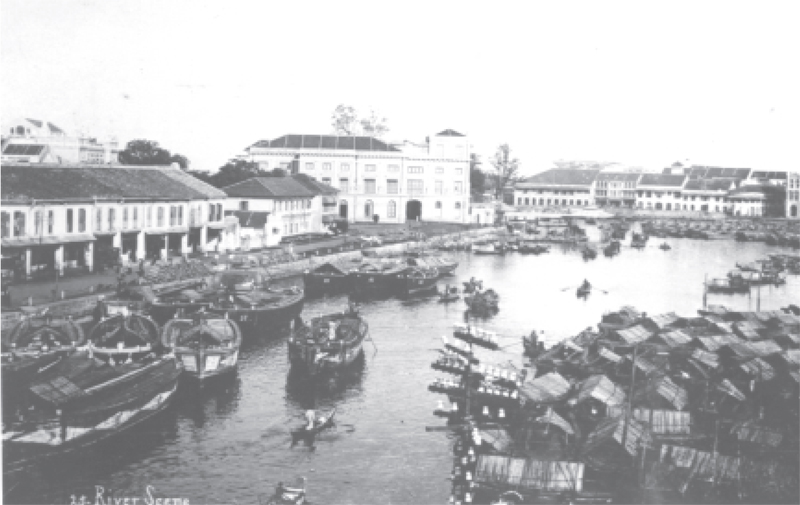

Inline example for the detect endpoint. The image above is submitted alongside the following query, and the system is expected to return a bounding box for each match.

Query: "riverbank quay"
[1,225,501,333]
[434,305,800,504]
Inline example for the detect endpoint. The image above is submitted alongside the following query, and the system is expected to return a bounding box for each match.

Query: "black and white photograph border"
[2,1,799,504]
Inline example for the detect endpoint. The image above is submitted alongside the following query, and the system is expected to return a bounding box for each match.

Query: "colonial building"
[243,130,470,224]
[788,169,800,219]
[680,179,735,212]
[726,185,769,217]
[1,163,226,281]
[636,174,687,211]
[513,169,598,208]
[2,118,121,164]
[593,173,639,208]
[222,175,339,249]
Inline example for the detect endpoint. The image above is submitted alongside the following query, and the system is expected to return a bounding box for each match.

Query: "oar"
[560,285,577,292]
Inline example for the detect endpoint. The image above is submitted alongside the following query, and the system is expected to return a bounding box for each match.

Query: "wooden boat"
[86,312,162,364]
[520,243,549,255]
[287,307,368,376]
[598,306,641,332]
[603,241,621,257]
[347,260,408,296]
[473,243,503,255]
[405,253,458,276]
[290,408,337,447]
[576,280,592,298]
[2,314,85,411]
[303,261,353,297]
[3,354,181,477]
[464,289,500,314]
[161,313,242,380]
[393,266,439,296]
[706,278,749,294]
[582,246,597,260]
[206,270,304,330]
[149,286,217,324]
[659,243,671,251]
[263,477,307,505]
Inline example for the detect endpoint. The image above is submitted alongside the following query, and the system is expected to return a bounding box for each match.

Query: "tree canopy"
[331,104,389,137]
[470,153,487,200]
[118,139,190,169]
[188,159,286,188]
[489,144,521,199]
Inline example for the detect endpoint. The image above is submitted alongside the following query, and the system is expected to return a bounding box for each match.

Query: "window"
[322,177,331,185]
[323,163,332,171]
[408,179,424,195]
[364,179,376,194]
[79,209,86,232]
[240,201,249,211]
[455,167,463,175]
[388,165,399,172]
[208,204,214,222]
[435,167,444,174]
[1,212,9,238]
[34,210,43,235]
[109,208,116,230]
[435,201,442,209]
[157,207,164,227]
[454,181,463,194]
[217,204,222,221]
[177,206,183,226]
[341,163,350,171]
[455,202,462,210]
[122,207,129,229]
[305,162,315,171]
[340,178,349,193]
[408,166,423,174]
[365,164,376,172]
[364,200,373,218]
[388,200,396,218]
[387,179,398,194]
[518,197,522,205]
[48,210,54,234]
[96,209,102,231]
[132,208,137,229]
[12,211,25,236]
[170,206,176,226]
[67,209,74,233]
[435,181,443,194]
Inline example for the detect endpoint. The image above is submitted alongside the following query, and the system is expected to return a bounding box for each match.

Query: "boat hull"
[348,272,395,295]
[149,301,212,325]
[208,296,304,332]
[303,273,352,297]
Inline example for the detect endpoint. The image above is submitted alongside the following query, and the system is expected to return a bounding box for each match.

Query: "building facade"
[2,118,121,165]
[593,173,639,208]
[636,174,687,211]
[788,169,800,219]
[680,179,735,213]
[222,175,338,249]
[513,169,598,208]
[244,131,470,224]
[1,163,226,281]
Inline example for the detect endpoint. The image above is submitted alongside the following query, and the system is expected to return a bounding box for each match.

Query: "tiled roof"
[3,144,46,155]
[518,169,600,188]
[595,172,641,182]
[47,122,64,134]
[683,179,735,191]
[1,163,225,202]
[750,171,787,180]
[727,185,782,198]
[638,174,687,187]
[684,166,751,180]
[292,173,339,195]
[223,176,329,198]
[248,134,400,152]
[436,129,465,137]
[25,118,43,128]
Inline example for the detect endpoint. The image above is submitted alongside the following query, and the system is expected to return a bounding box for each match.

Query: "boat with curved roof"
[288,305,368,376]
[161,313,242,380]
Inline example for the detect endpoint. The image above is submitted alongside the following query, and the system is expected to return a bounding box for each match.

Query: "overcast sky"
[3,1,798,174]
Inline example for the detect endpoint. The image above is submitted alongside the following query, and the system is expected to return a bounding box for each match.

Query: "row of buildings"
[513,165,798,218]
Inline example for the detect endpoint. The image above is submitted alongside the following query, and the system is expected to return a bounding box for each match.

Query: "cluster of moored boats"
[642,219,800,248]
[706,254,797,294]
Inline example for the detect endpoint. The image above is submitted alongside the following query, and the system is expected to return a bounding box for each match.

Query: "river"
[7,238,799,505]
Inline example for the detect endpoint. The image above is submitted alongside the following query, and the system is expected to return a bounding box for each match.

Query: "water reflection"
[284,352,367,410]
[175,374,242,428]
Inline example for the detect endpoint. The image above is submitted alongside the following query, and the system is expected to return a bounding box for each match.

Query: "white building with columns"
[1,163,226,281]
[243,130,471,223]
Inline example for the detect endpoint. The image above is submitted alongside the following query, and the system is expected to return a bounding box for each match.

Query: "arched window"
[435,201,442,209]
[388,200,396,218]
[364,200,374,218]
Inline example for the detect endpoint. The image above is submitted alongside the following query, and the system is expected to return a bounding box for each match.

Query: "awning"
[2,234,96,248]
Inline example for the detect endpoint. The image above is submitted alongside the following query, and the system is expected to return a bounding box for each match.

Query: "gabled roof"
[3,144,46,155]
[223,176,318,198]
[292,173,339,195]
[436,129,465,137]
[683,178,736,191]
[1,163,225,202]
[684,166,751,180]
[638,174,687,187]
[248,134,400,152]
[595,172,641,182]
[750,171,787,180]
[517,169,600,188]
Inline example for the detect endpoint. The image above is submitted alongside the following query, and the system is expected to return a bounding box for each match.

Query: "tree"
[169,153,190,170]
[188,159,287,188]
[470,153,487,200]
[118,139,174,166]
[330,104,389,137]
[489,144,521,200]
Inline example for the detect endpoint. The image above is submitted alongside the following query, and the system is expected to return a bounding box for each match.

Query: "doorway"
[406,200,422,221]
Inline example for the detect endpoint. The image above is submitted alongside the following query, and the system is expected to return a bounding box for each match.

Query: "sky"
[2,1,799,175]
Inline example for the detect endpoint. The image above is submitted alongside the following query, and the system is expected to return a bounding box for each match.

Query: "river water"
[8,239,799,505]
